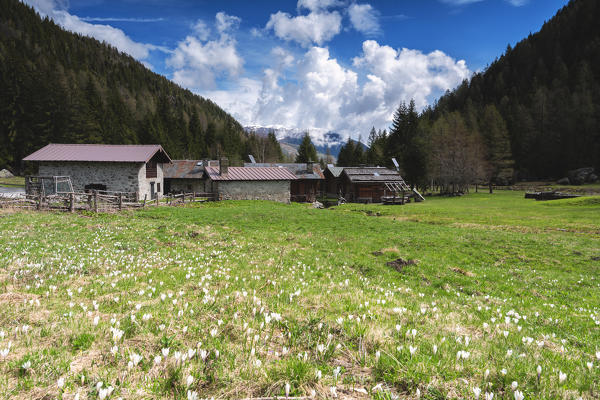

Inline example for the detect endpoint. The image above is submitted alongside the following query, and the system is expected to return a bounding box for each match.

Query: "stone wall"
[38,161,164,200]
[165,178,207,194]
[216,180,290,203]
[137,163,164,200]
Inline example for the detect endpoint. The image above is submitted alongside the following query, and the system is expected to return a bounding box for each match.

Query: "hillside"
[0,0,282,173]
[429,0,600,179]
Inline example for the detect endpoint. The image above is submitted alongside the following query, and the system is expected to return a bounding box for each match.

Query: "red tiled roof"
[205,166,297,181]
[23,144,171,163]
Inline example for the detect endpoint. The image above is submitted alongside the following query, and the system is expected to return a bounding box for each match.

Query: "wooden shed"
[340,167,407,203]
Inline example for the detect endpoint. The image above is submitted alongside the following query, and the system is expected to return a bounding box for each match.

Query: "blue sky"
[26,0,569,140]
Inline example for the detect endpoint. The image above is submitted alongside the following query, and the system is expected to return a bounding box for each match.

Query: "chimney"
[219,157,229,175]
[307,160,314,172]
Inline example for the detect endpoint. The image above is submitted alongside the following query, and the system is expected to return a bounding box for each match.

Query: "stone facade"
[166,178,207,194]
[38,161,164,200]
[213,180,290,203]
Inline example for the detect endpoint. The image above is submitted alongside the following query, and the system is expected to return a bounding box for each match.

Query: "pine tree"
[480,104,514,191]
[295,132,318,163]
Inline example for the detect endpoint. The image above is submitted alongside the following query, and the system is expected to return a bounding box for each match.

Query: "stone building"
[205,160,296,203]
[23,143,171,200]
[163,160,219,194]
[244,162,325,202]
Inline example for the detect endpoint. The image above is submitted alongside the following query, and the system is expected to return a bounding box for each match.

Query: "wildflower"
[410,346,418,356]
[501,368,507,376]
[511,381,518,391]
[110,346,118,356]
[333,366,341,380]
[330,386,337,398]
[186,375,194,387]
[315,370,322,380]
[596,351,600,360]
[433,345,438,355]
[162,348,169,357]
[187,391,199,400]
[254,359,262,367]
[317,344,326,354]
[513,390,524,400]
[473,387,481,399]
[416,388,421,399]
[22,360,31,371]
[484,393,494,400]
[587,362,593,371]
[484,369,490,380]
[57,377,65,389]
[559,371,567,384]
[285,382,290,397]
[93,316,100,326]
[154,355,161,365]
[536,365,542,383]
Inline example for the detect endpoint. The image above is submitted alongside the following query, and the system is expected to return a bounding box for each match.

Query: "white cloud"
[80,17,165,23]
[23,0,162,60]
[505,0,529,6]
[167,12,244,90]
[205,40,470,142]
[265,10,342,47]
[348,3,381,36]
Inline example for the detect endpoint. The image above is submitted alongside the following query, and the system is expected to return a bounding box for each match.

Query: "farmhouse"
[339,167,408,203]
[22,143,171,200]
[163,160,219,194]
[244,162,325,202]
[205,159,296,203]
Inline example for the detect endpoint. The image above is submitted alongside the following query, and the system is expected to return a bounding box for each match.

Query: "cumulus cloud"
[167,12,244,90]
[348,3,381,36]
[207,41,470,141]
[266,10,342,47]
[440,0,529,6]
[23,0,162,60]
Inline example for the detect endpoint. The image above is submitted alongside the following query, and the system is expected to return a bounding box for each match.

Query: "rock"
[556,177,570,185]
[586,173,598,183]
[0,169,13,178]
[312,200,324,209]
[567,167,595,185]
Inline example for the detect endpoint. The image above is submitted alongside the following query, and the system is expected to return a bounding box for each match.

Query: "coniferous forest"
[337,0,599,190]
[0,0,283,174]
[425,0,600,181]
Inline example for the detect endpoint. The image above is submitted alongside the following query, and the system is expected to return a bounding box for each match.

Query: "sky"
[24,0,569,140]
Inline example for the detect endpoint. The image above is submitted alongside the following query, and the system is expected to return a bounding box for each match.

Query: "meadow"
[0,192,598,399]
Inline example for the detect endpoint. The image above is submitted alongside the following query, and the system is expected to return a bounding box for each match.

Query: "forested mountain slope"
[429,0,600,179]
[0,0,282,173]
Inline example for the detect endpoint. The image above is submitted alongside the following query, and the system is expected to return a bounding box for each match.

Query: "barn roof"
[343,167,405,183]
[23,144,171,163]
[205,166,297,181]
[244,163,325,180]
[163,160,206,179]
[326,166,344,178]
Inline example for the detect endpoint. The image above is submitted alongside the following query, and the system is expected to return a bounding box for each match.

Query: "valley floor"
[0,192,598,399]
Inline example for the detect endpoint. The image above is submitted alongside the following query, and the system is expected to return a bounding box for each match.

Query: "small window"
[157,183,161,192]
[146,161,157,178]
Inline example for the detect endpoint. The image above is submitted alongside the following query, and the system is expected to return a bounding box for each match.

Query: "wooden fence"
[0,191,217,212]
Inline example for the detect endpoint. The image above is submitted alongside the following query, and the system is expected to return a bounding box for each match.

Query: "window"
[146,161,157,178]
[157,183,161,193]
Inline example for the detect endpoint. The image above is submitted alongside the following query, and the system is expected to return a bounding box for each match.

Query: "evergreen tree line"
[428,0,600,179]
[336,0,600,190]
[0,0,284,174]
[335,100,512,193]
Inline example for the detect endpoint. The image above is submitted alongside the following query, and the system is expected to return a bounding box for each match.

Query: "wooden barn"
[324,165,344,198]
[244,162,325,202]
[340,167,408,203]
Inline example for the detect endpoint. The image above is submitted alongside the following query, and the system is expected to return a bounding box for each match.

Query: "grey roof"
[23,144,171,163]
[205,166,297,181]
[244,163,324,180]
[326,166,344,178]
[163,160,205,179]
[343,167,405,183]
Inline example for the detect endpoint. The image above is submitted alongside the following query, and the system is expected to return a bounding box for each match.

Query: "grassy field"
[0,176,25,188]
[0,192,598,399]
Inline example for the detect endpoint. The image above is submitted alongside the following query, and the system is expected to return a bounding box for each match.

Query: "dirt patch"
[386,258,417,272]
[0,292,39,304]
[69,348,103,375]
[450,267,475,277]
[371,251,383,256]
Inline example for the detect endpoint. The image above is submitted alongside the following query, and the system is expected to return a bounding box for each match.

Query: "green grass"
[0,176,24,187]
[0,191,598,399]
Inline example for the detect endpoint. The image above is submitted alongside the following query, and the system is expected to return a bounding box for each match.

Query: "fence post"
[118,193,123,211]
[87,193,92,210]
[37,194,42,211]
[93,190,98,213]
[182,193,186,203]
[70,193,75,213]
[156,194,159,206]
[142,194,147,208]
[193,192,196,202]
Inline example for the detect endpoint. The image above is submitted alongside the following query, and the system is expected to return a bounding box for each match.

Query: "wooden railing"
[0,191,218,212]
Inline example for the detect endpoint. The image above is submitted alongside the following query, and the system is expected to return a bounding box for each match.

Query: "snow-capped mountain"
[243,125,347,157]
